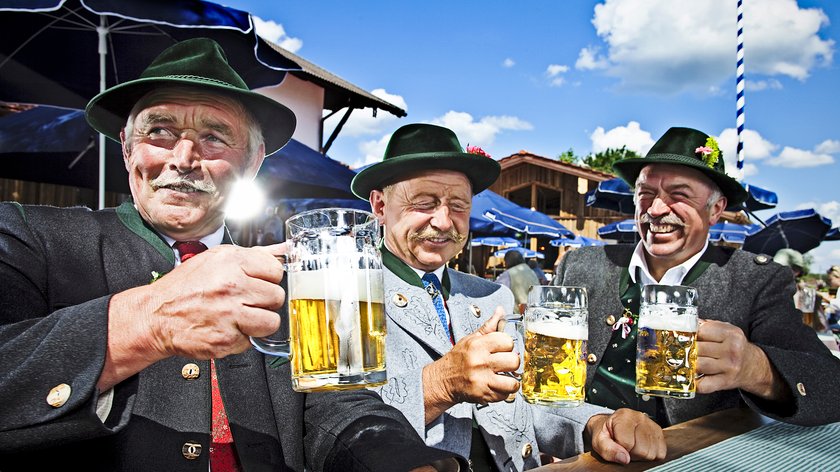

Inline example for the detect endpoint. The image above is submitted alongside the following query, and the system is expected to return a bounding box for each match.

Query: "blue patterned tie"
[421,273,451,340]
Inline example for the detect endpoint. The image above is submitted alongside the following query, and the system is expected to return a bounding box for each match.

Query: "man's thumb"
[475,309,506,335]
[593,427,631,464]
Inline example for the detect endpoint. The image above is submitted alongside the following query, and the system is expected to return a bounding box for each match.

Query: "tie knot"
[173,240,208,262]
[422,272,442,294]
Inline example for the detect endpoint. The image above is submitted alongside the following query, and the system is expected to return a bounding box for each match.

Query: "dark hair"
[504,250,525,267]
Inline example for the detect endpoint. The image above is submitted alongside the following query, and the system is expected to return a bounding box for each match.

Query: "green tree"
[557,148,579,164]
[583,146,641,174]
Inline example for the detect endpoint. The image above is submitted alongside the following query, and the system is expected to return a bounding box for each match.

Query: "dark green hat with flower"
[351,123,501,199]
[85,37,295,156]
[612,126,748,206]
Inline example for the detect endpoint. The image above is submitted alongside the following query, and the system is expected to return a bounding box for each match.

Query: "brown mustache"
[639,212,685,227]
[150,175,217,193]
[409,227,466,244]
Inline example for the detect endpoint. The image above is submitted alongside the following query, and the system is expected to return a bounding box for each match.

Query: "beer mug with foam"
[636,284,699,399]
[520,286,588,407]
[250,208,387,392]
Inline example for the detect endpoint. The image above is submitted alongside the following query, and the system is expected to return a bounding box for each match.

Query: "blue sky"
[224,0,839,271]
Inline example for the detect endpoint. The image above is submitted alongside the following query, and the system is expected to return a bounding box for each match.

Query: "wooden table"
[532,407,775,472]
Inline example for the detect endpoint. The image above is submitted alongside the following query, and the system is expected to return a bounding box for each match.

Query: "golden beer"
[521,320,588,407]
[636,308,698,399]
[289,268,386,391]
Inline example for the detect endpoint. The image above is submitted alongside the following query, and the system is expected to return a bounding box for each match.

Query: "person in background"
[554,126,840,427]
[820,265,840,332]
[774,248,828,332]
[528,259,549,285]
[496,249,540,312]
[352,123,666,471]
[0,39,462,471]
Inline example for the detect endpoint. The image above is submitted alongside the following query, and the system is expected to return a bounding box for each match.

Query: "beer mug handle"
[499,314,524,381]
[250,336,291,358]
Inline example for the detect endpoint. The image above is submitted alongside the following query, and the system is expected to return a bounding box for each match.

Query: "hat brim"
[351,151,501,199]
[85,76,295,156]
[613,153,749,207]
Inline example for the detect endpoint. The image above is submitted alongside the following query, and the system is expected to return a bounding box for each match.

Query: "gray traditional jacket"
[374,251,610,471]
[555,244,840,426]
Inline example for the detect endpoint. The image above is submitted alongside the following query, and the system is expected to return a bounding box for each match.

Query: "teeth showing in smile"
[427,237,448,243]
[165,184,200,193]
[649,223,679,234]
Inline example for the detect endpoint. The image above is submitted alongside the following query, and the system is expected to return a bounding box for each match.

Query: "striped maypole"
[735,0,746,179]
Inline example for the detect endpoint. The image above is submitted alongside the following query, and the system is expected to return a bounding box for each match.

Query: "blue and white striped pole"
[736,0,745,179]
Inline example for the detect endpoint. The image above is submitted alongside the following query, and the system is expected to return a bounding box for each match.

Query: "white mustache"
[410,228,466,244]
[639,213,684,227]
[150,175,216,194]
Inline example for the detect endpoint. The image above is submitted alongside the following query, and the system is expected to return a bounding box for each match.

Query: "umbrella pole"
[468,232,473,274]
[98,16,107,210]
[745,208,767,228]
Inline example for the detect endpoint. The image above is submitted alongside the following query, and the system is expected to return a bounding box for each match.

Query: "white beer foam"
[290,268,384,303]
[527,320,588,340]
[638,306,697,332]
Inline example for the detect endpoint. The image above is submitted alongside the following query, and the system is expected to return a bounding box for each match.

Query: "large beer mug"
[251,208,387,392]
[635,284,699,399]
[520,286,588,407]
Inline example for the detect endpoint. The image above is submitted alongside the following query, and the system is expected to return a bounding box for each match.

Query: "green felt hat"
[85,37,295,156]
[351,123,501,199]
[612,127,748,206]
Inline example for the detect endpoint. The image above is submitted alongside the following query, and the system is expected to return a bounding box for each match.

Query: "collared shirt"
[628,240,709,286]
[161,226,225,265]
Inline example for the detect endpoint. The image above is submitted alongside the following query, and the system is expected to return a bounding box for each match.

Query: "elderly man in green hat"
[352,123,666,471]
[554,127,840,427]
[0,38,463,471]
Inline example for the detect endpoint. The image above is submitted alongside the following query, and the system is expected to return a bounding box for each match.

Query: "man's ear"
[369,189,386,221]
[120,129,131,171]
[244,143,266,179]
[708,195,728,225]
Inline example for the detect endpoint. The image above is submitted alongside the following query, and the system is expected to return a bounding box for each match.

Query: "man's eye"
[413,202,436,210]
[147,127,174,138]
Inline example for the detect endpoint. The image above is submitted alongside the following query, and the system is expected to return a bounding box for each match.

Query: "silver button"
[47,383,72,408]
[469,304,482,318]
[182,442,202,460]
[181,363,200,380]
[392,293,408,308]
[521,442,533,458]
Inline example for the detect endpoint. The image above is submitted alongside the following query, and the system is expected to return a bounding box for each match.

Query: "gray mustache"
[410,228,466,244]
[639,213,684,226]
[150,176,217,193]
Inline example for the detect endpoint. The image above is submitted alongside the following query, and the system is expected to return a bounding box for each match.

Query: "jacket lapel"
[384,268,453,356]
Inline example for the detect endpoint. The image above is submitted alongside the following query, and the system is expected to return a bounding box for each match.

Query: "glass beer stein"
[251,208,387,392]
[520,286,589,407]
[635,284,699,399]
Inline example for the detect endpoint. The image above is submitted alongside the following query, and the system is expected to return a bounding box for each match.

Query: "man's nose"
[430,205,453,231]
[646,196,671,217]
[169,137,201,174]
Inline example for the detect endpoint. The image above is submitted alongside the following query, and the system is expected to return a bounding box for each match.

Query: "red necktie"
[172,241,240,471]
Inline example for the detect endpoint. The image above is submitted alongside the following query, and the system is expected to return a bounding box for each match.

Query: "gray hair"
[122,87,263,163]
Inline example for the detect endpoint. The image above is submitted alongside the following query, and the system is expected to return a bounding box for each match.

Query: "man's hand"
[99,243,288,390]
[585,409,666,464]
[695,319,786,400]
[422,308,520,424]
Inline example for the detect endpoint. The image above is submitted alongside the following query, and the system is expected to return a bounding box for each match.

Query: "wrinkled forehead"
[386,169,473,199]
[130,86,249,123]
[637,163,718,192]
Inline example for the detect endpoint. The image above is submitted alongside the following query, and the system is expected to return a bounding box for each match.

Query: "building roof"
[498,150,617,181]
[262,39,406,118]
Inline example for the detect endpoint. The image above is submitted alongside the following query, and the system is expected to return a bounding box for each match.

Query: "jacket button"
[587,353,598,365]
[392,293,408,308]
[182,363,200,380]
[606,315,616,326]
[505,392,517,403]
[796,382,807,396]
[521,442,533,458]
[469,304,482,318]
[47,383,72,408]
[182,442,202,460]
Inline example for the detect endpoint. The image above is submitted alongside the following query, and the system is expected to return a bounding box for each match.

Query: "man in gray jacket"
[554,126,840,427]
[351,123,666,471]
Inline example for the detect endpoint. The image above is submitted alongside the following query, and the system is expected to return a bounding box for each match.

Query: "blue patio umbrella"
[549,235,606,247]
[708,222,755,245]
[494,246,544,260]
[825,227,840,242]
[598,219,638,243]
[474,190,575,239]
[0,0,300,207]
[743,209,832,255]
[585,178,634,214]
[471,236,521,248]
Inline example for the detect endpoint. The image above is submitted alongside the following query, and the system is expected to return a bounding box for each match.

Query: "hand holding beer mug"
[250,208,387,392]
[636,285,698,399]
[520,286,588,407]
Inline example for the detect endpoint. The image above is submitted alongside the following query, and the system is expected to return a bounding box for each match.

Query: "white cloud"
[584,0,834,93]
[815,139,840,154]
[431,111,533,149]
[589,121,655,155]
[351,133,392,170]
[716,128,778,177]
[576,46,609,70]
[546,64,570,87]
[252,16,303,53]
[795,200,840,225]
[767,146,835,168]
[502,58,516,68]
[746,79,783,91]
[332,89,408,137]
